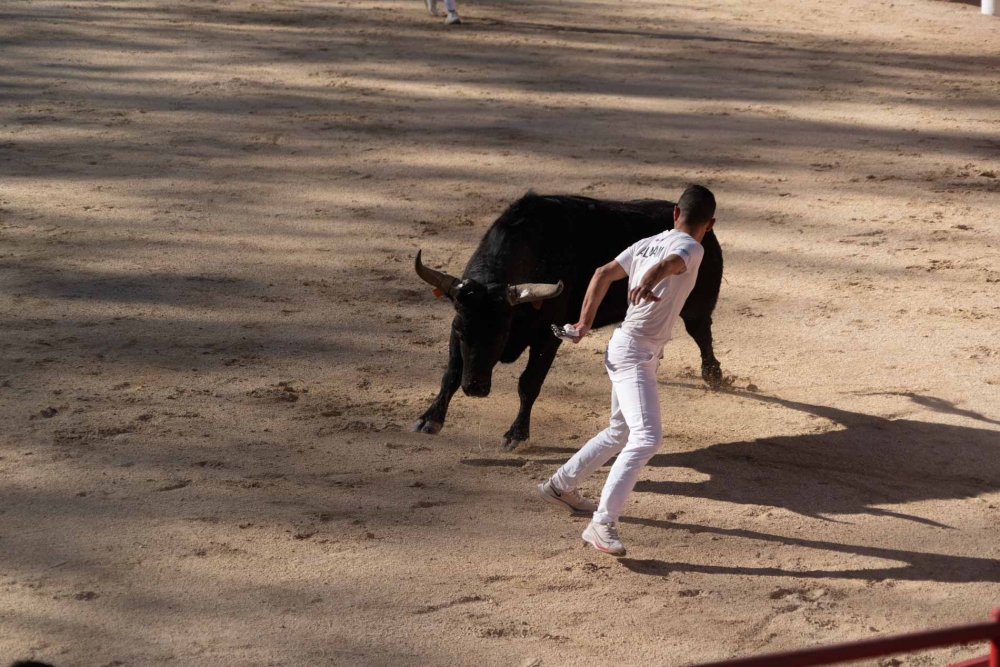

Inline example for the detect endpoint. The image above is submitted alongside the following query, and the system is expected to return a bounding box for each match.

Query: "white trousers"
[444,0,456,12]
[551,329,663,524]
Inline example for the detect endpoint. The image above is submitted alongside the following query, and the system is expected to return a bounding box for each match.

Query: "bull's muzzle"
[462,380,491,398]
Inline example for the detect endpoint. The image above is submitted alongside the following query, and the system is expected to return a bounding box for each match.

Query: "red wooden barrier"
[946,657,988,667]
[687,608,1000,667]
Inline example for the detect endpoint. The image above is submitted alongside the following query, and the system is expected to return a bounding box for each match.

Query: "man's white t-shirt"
[614,229,705,349]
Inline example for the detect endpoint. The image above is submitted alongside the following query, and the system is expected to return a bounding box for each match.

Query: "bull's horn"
[507,280,564,306]
[414,250,460,297]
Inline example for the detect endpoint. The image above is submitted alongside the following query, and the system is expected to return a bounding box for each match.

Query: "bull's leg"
[501,335,561,451]
[682,313,723,387]
[413,329,462,435]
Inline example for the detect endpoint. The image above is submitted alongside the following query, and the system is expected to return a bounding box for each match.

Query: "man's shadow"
[620,389,1000,583]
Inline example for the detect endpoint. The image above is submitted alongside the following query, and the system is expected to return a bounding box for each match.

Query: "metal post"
[990,608,999,667]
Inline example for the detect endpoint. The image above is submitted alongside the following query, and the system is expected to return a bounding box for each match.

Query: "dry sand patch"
[1,0,999,665]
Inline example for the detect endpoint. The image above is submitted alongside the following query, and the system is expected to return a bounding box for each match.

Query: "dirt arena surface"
[2,0,999,665]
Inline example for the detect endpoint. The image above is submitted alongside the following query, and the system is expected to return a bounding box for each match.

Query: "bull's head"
[415,250,563,397]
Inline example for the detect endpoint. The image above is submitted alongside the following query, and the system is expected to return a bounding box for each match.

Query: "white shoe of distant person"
[582,520,626,556]
[537,479,598,513]
[425,0,438,15]
[445,10,461,24]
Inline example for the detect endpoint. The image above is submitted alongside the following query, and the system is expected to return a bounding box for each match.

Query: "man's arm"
[570,260,627,343]
[628,254,687,306]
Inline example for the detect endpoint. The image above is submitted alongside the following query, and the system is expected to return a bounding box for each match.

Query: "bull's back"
[554,198,674,325]
[467,193,721,324]
[500,194,671,266]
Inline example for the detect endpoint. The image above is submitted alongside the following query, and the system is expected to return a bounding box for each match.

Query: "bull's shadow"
[638,389,1000,526]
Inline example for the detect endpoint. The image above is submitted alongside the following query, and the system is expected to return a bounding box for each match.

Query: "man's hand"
[628,284,661,306]
[569,322,591,343]
[628,254,687,306]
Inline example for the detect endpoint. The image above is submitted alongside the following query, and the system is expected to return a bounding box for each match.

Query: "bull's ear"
[507,280,563,306]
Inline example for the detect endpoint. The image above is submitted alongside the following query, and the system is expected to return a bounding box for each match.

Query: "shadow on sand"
[636,389,1000,525]
[616,512,1000,583]
[469,389,1000,583]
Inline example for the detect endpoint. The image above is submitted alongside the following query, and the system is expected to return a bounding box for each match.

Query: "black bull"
[413,193,724,451]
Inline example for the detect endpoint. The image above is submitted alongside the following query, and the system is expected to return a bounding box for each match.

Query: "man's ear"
[673,206,681,223]
[705,217,716,232]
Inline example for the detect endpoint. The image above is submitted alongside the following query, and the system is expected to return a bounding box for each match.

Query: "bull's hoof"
[413,418,443,435]
[500,436,525,452]
[702,363,724,388]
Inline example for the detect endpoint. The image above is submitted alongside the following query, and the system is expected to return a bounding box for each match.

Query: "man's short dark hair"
[677,185,716,226]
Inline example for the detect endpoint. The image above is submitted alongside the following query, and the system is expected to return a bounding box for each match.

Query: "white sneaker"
[537,479,598,513]
[445,10,461,24]
[582,521,626,556]
[425,0,437,15]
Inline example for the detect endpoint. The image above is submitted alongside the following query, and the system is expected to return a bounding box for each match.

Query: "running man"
[425,0,461,24]
[537,185,717,556]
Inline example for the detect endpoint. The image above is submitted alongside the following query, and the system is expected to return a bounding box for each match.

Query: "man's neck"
[674,221,705,243]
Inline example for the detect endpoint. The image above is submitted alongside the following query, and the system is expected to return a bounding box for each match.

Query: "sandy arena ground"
[1,0,999,665]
